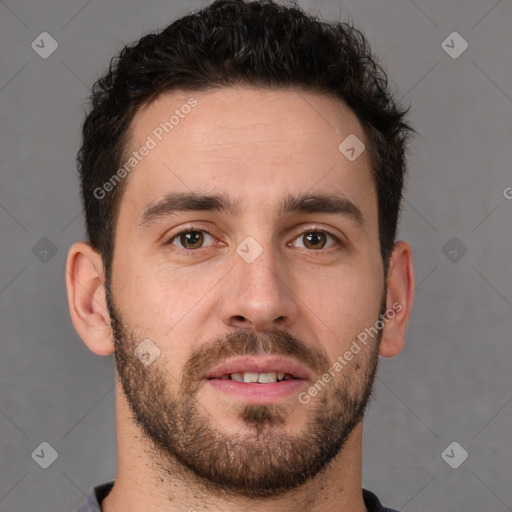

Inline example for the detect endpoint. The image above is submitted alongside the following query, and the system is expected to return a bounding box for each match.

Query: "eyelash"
[165,226,343,255]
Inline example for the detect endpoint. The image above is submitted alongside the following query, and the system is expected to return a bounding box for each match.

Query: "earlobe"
[379,240,415,358]
[65,242,115,356]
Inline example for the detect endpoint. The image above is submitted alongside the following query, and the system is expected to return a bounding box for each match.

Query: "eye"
[168,229,215,250]
[291,229,340,250]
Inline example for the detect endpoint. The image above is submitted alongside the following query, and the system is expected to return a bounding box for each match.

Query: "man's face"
[106,87,386,497]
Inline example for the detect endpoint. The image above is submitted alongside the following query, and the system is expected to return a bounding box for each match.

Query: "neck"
[102,385,368,512]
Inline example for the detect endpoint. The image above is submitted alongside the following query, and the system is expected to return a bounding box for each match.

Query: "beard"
[105,284,384,499]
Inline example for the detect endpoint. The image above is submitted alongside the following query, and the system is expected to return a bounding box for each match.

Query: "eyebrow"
[138,190,365,229]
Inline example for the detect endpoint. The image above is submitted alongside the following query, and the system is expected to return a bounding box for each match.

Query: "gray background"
[0,0,511,510]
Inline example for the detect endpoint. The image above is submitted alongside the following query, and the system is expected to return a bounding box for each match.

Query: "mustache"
[182,329,331,394]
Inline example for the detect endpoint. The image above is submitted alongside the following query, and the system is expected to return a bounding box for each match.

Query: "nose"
[219,243,299,332]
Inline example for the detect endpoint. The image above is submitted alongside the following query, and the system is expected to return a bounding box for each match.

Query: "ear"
[65,242,114,356]
[379,240,415,357]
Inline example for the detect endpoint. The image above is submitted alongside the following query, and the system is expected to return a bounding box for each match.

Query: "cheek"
[297,268,382,353]
[113,255,224,341]
[112,271,198,381]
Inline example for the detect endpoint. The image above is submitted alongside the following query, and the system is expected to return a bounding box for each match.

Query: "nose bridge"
[238,238,281,294]
[219,234,298,330]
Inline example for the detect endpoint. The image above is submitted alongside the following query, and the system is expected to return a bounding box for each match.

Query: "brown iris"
[302,231,327,249]
[179,231,205,249]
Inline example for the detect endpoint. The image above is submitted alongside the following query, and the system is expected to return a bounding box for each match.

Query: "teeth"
[244,372,260,383]
[258,372,277,383]
[226,372,293,383]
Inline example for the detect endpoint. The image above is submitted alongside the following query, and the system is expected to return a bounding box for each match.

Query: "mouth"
[202,356,311,403]
[203,355,312,381]
[214,371,297,383]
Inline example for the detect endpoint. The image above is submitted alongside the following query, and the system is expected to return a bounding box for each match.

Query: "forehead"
[119,87,376,226]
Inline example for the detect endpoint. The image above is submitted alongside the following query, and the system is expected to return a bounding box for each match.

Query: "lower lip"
[205,378,308,403]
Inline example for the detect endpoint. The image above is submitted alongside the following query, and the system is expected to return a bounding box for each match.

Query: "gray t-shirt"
[72,480,399,511]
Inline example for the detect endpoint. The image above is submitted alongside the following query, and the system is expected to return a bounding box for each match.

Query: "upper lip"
[203,356,312,381]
